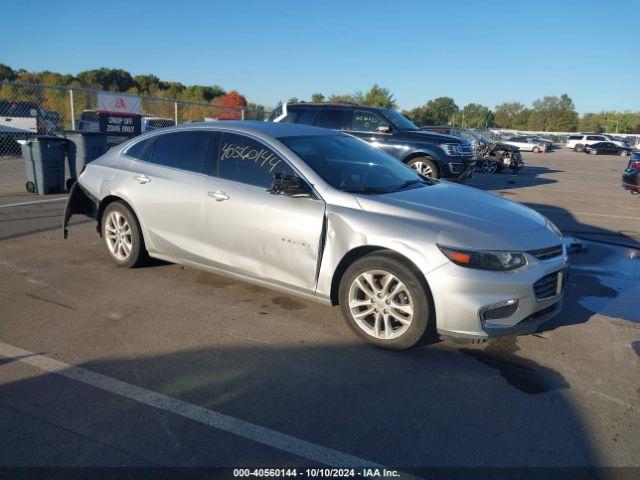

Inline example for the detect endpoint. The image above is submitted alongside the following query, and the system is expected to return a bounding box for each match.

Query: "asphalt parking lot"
[0,148,639,475]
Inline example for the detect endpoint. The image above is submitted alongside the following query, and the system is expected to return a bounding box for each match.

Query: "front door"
[345,109,398,158]
[203,131,326,293]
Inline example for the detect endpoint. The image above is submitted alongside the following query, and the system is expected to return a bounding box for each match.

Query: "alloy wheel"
[411,161,433,177]
[480,159,498,174]
[105,211,133,260]
[348,270,413,340]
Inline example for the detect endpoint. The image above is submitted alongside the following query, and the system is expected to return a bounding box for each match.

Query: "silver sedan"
[64,121,568,350]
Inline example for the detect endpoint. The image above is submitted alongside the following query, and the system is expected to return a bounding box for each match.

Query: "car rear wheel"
[620,150,629,156]
[532,146,541,153]
[590,149,598,155]
[407,156,438,179]
[574,144,584,152]
[339,253,432,350]
[101,202,147,268]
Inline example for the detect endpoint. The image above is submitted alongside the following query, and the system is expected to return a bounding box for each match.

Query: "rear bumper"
[62,182,98,238]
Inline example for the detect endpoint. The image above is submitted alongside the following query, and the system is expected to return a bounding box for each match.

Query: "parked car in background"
[526,136,553,150]
[583,142,633,156]
[502,136,544,152]
[142,116,175,133]
[63,121,567,350]
[566,134,629,151]
[0,100,57,154]
[269,103,475,180]
[622,151,640,195]
[422,126,523,174]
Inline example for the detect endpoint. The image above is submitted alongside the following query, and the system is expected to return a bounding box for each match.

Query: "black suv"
[268,103,475,180]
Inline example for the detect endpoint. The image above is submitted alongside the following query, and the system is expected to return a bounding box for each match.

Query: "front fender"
[400,148,443,164]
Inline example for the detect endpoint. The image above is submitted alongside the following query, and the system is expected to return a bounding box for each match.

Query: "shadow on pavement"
[0,342,603,473]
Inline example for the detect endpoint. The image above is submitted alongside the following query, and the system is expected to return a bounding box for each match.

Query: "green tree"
[311,92,325,103]
[0,64,17,81]
[528,94,578,131]
[328,91,364,104]
[404,97,458,126]
[362,84,397,109]
[460,103,494,128]
[287,97,299,103]
[494,102,525,129]
[76,68,134,92]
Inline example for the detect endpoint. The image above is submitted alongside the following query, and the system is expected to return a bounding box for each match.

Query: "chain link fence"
[0,81,269,188]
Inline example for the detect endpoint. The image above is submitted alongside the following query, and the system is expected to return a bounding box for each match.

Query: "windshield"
[280,134,428,194]
[381,109,420,131]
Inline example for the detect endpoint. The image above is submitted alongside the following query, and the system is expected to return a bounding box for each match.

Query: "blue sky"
[2,0,639,113]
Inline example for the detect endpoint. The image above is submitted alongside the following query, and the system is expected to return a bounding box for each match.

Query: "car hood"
[355,182,557,250]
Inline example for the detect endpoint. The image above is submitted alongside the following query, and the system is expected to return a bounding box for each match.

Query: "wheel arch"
[329,246,434,309]
[402,151,440,176]
[96,195,142,239]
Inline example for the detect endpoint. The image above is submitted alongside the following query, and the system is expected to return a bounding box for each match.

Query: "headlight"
[438,143,463,156]
[546,219,563,239]
[438,245,527,271]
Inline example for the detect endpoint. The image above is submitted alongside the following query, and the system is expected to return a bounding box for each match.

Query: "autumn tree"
[362,84,397,109]
[215,90,248,120]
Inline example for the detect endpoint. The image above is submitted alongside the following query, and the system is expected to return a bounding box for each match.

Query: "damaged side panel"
[62,182,99,239]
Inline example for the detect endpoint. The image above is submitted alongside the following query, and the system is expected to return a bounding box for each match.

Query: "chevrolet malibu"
[63,121,568,350]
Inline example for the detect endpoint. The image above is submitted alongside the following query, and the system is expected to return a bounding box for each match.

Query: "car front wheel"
[339,253,432,350]
[101,202,147,268]
[407,157,439,179]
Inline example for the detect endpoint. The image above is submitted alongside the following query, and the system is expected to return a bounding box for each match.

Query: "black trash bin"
[64,130,107,188]
[19,136,67,195]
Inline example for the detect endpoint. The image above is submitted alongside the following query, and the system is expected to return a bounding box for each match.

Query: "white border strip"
[0,341,381,468]
[0,198,67,209]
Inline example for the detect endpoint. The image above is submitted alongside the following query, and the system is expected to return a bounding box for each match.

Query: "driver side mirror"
[376,124,391,134]
[269,173,312,198]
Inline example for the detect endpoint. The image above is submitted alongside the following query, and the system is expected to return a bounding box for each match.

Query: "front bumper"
[446,156,476,181]
[427,251,569,340]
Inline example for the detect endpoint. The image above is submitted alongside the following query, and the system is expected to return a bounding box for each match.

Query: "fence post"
[69,89,76,130]
[241,108,245,121]
[174,101,178,125]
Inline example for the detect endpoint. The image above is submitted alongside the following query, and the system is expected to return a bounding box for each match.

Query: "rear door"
[125,130,213,263]
[203,131,326,292]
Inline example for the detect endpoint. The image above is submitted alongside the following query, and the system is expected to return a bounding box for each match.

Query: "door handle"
[208,190,229,201]
[133,174,151,184]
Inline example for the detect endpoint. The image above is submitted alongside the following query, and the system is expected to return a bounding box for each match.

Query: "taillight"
[628,160,640,170]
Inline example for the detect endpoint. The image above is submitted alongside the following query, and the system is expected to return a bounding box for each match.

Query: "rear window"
[150,131,210,173]
[125,138,155,162]
[587,135,605,141]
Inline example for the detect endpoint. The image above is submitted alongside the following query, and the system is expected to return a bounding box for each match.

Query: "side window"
[351,110,385,132]
[569,135,582,141]
[298,108,319,125]
[125,138,154,162]
[317,109,350,130]
[587,135,603,141]
[151,131,210,173]
[218,133,293,188]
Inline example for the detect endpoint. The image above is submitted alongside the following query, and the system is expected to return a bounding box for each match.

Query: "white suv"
[566,134,627,151]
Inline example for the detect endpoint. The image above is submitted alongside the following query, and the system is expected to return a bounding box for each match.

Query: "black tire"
[620,150,629,156]
[25,181,35,193]
[589,149,598,155]
[478,158,498,174]
[406,156,439,179]
[101,201,148,268]
[338,252,433,350]
[574,144,584,152]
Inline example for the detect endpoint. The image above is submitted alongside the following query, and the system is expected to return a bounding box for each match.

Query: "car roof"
[286,102,377,110]
[169,120,336,138]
